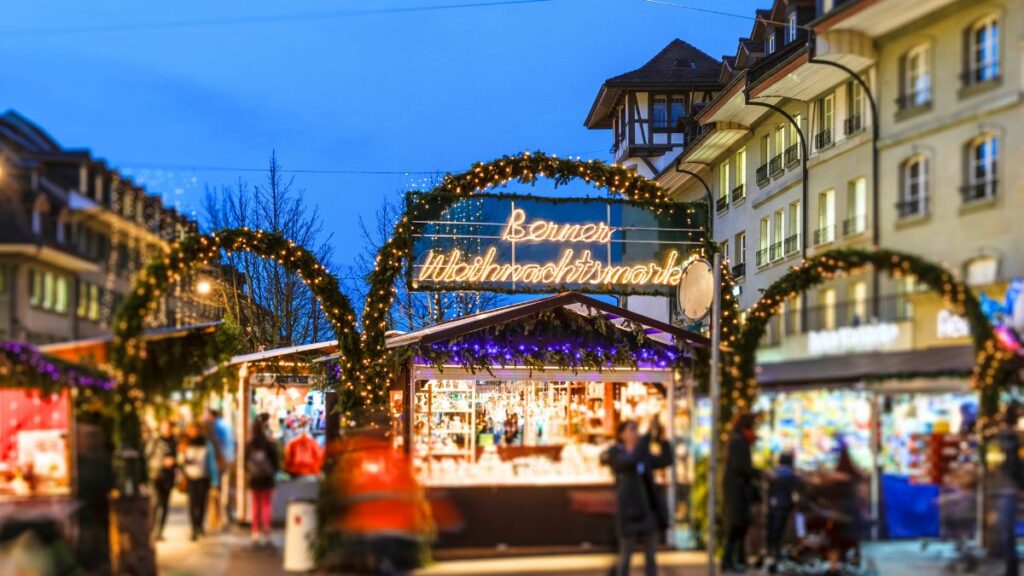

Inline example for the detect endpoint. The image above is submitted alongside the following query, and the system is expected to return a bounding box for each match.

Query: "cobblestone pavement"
[157,497,1009,576]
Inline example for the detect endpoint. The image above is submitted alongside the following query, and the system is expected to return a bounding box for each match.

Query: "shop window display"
[413,379,684,487]
[0,389,71,498]
[252,385,327,450]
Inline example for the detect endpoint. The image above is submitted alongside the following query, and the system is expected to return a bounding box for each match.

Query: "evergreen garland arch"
[359,151,699,408]
[111,228,360,442]
[728,248,1009,421]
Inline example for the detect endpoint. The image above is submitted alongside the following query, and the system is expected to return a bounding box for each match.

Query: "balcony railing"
[896,90,931,111]
[756,163,770,187]
[784,233,801,255]
[803,294,913,333]
[769,241,783,261]
[731,262,746,279]
[896,197,928,219]
[784,144,799,167]
[961,65,1000,87]
[716,195,729,212]
[814,128,833,150]
[813,225,835,246]
[842,214,867,236]
[960,179,997,203]
[756,247,770,267]
[731,183,746,203]
[769,154,784,176]
[843,114,863,136]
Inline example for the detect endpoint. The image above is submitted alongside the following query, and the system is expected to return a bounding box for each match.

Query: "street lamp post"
[707,252,722,575]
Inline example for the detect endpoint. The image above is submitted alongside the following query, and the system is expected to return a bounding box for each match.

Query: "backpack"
[246,446,275,480]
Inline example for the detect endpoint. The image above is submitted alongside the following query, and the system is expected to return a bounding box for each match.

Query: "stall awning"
[384,292,708,351]
[756,345,976,389]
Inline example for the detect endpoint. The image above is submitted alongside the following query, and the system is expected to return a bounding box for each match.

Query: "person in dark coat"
[602,419,672,576]
[722,411,760,573]
[246,418,280,547]
[997,402,1023,576]
[766,451,803,573]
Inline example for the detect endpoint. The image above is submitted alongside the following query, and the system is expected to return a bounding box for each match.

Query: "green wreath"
[111,228,360,446]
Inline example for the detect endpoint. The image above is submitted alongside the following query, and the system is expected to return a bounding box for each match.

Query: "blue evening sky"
[3,0,760,268]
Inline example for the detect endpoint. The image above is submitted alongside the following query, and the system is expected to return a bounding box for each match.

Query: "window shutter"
[898,53,907,98]
[962,25,971,80]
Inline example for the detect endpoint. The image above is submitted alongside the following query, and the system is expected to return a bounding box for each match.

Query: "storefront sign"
[936,309,971,340]
[807,323,900,356]
[407,193,705,294]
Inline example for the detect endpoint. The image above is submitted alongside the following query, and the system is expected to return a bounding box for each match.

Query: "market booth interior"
[359,292,710,551]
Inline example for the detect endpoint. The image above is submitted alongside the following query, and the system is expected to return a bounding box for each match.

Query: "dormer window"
[767,31,776,54]
[787,14,798,43]
[31,195,49,236]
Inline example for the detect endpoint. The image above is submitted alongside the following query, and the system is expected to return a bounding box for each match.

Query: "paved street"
[156,494,1011,576]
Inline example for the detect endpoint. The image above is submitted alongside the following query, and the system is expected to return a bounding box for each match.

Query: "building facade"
[587,0,1023,363]
[0,111,223,344]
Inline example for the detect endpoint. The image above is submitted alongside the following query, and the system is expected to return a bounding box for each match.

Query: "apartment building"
[0,111,224,344]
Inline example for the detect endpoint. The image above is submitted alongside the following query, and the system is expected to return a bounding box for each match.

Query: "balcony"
[756,163,770,187]
[896,90,931,112]
[756,247,770,267]
[843,114,863,136]
[842,214,867,236]
[769,241,783,261]
[716,195,729,212]
[784,144,799,167]
[896,197,927,219]
[804,294,912,333]
[960,179,997,204]
[769,154,784,176]
[731,183,746,204]
[784,233,801,255]
[813,225,835,246]
[731,262,746,279]
[814,128,833,151]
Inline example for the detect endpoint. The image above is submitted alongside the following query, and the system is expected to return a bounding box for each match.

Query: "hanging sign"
[406,193,706,295]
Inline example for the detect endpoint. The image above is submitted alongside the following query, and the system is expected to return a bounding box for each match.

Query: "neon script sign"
[408,195,705,294]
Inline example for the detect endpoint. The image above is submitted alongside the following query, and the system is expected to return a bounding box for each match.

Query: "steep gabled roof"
[604,39,721,86]
[585,39,722,129]
[0,110,63,155]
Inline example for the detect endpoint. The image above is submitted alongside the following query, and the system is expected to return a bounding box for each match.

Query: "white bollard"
[283,499,317,572]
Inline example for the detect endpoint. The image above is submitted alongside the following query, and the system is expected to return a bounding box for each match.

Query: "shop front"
[755,345,979,540]
[384,292,707,550]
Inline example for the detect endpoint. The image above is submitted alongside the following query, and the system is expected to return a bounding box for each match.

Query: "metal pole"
[668,367,679,547]
[707,252,723,575]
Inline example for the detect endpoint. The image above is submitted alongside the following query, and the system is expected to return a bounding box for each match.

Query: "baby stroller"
[771,488,877,576]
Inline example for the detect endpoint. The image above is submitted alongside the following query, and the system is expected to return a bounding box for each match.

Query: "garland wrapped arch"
[111,228,361,443]
[360,151,719,411]
[730,248,1009,420]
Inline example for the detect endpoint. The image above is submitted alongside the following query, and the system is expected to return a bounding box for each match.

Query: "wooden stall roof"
[38,321,223,365]
[384,292,709,350]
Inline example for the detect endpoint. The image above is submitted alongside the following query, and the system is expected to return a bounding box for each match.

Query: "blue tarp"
[882,474,940,538]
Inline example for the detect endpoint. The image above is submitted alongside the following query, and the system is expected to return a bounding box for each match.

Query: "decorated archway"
[111,228,360,446]
[726,248,1013,422]
[358,151,733,411]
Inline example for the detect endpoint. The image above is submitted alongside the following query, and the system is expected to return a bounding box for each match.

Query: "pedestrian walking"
[148,421,178,541]
[765,451,803,573]
[180,421,219,541]
[208,408,236,530]
[602,419,672,576]
[246,418,280,547]
[996,402,1023,576]
[722,411,760,574]
[817,440,866,576]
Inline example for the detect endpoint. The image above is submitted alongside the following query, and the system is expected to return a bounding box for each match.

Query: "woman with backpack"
[246,418,280,546]
[180,421,219,541]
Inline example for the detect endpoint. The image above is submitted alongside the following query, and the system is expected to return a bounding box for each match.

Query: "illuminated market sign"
[807,323,900,356]
[407,193,706,295]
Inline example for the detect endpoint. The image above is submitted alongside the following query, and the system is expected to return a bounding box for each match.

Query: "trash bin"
[283,499,317,572]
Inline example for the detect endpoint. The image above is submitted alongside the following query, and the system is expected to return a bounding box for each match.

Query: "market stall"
[755,346,980,540]
[384,292,707,550]
[224,341,338,524]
